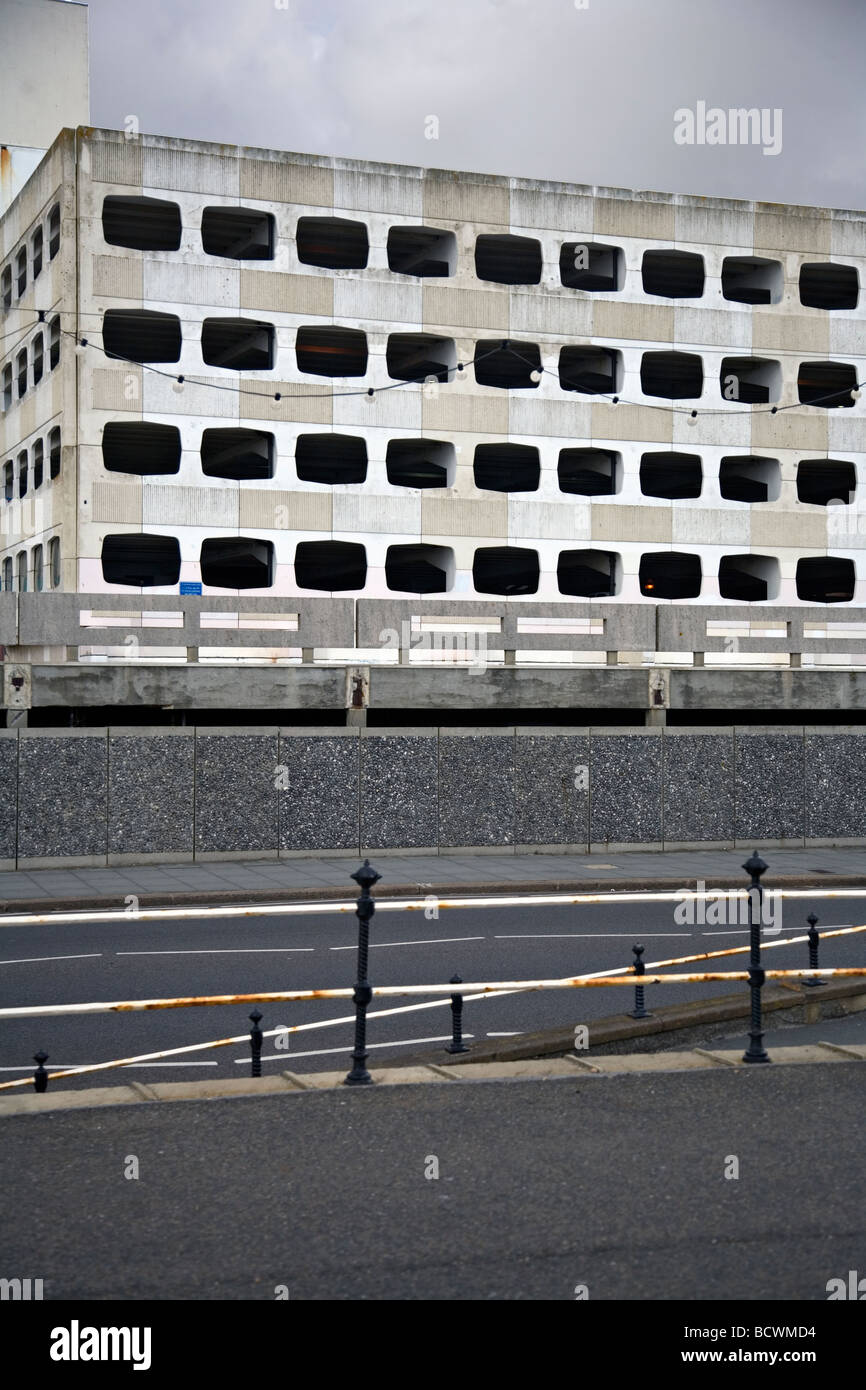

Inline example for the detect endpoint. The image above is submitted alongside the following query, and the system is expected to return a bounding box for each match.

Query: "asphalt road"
[0,890,864,1088]
[0,1066,863,1301]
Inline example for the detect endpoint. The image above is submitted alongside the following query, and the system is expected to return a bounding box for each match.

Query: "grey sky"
[85,0,866,210]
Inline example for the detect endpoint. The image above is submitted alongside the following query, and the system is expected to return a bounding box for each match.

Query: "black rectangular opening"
[387,226,456,277]
[560,242,623,292]
[721,256,782,305]
[386,333,455,384]
[294,540,366,591]
[473,546,539,596]
[558,448,619,496]
[473,444,540,493]
[796,459,856,506]
[201,206,275,260]
[559,346,620,394]
[102,196,183,252]
[642,250,704,298]
[32,440,43,490]
[49,428,61,479]
[720,356,781,405]
[475,234,542,286]
[719,456,780,503]
[797,361,857,408]
[101,534,181,587]
[558,549,618,597]
[386,543,451,594]
[799,263,859,311]
[201,318,274,370]
[639,552,702,599]
[103,422,182,476]
[201,537,274,589]
[103,310,182,363]
[296,217,368,270]
[718,555,776,602]
[640,452,702,500]
[641,351,703,400]
[201,428,274,481]
[796,556,855,603]
[386,439,454,488]
[295,434,367,485]
[474,339,540,389]
[296,327,368,378]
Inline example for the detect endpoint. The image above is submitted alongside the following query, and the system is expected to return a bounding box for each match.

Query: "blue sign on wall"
[180,582,202,595]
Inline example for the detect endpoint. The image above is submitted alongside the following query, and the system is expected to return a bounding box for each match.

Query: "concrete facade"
[1,127,864,632]
[0,723,863,867]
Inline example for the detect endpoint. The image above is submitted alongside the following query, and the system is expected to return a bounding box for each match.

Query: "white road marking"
[2,887,864,929]
[116,948,315,957]
[494,933,692,940]
[329,935,484,951]
[487,1031,522,1037]
[0,953,102,966]
[232,1034,469,1062]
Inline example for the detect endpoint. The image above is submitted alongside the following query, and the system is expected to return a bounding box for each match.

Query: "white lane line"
[0,952,103,966]
[494,933,692,940]
[329,935,484,951]
[115,948,315,957]
[487,1031,522,1037]
[0,1061,218,1071]
[232,1034,469,1062]
[4,887,864,928]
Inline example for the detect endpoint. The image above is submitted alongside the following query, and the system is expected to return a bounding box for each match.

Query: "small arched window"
[16,550,27,593]
[15,248,27,298]
[32,227,44,279]
[49,427,61,479]
[48,205,61,260]
[16,348,27,398]
[2,557,12,592]
[32,333,44,386]
[49,537,61,589]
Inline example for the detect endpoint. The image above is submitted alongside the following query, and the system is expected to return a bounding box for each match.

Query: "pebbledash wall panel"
[3,726,866,867]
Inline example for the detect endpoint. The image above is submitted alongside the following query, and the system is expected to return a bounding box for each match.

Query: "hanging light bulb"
[172,374,185,395]
[530,369,542,383]
[686,410,698,426]
[74,337,88,356]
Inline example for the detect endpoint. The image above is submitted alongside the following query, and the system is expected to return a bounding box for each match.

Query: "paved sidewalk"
[0,844,865,912]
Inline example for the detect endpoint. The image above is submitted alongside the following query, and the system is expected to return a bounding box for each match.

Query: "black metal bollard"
[446,975,469,1054]
[803,912,825,988]
[344,859,381,1086]
[33,1050,49,1093]
[249,1009,263,1077]
[742,851,771,1063]
[628,945,652,1019]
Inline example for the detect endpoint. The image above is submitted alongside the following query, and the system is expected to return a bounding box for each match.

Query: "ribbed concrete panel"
[335,168,422,216]
[510,188,593,232]
[828,318,866,356]
[333,387,421,431]
[423,286,508,331]
[422,392,508,435]
[751,511,827,548]
[335,277,421,324]
[92,481,143,524]
[90,140,142,186]
[423,176,509,226]
[142,147,238,196]
[674,307,751,349]
[334,494,421,535]
[143,375,237,419]
[93,255,143,301]
[142,484,239,528]
[240,490,332,532]
[594,196,675,241]
[673,508,750,546]
[145,261,239,308]
[594,301,673,343]
[752,410,828,452]
[592,403,673,444]
[422,497,507,538]
[828,416,866,454]
[243,385,332,426]
[593,505,672,543]
[510,292,591,337]
[239,157,333,207]
[242,270,332,316]
[91,367,142,412]
[830,216,866,257]
[509,500,591,541]
[510,397,591,439]
[754,209,831,254]
[752,313,829,354]
[674,204,754,248]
